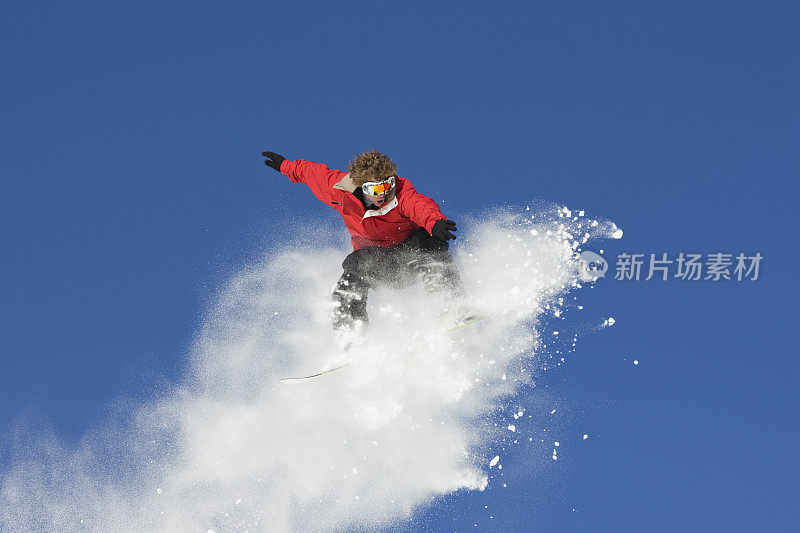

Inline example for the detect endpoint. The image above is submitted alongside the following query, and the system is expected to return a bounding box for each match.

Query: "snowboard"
[280,363,350,384]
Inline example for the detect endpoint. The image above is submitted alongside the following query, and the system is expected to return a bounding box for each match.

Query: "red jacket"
[280,159,447,250]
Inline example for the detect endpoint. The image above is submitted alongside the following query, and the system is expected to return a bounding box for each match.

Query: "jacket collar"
[362,196,398,219]
[332,173,358,192]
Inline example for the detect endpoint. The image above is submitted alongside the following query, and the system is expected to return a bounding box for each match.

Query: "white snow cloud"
[0,206,618,531]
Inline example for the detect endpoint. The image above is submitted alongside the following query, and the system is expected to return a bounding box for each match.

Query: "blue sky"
[1,1,797,531]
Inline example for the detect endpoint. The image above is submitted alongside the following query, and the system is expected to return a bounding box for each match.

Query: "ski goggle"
[361,176,396,197]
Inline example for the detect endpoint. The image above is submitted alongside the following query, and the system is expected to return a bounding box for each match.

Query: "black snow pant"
[332,228,464,329]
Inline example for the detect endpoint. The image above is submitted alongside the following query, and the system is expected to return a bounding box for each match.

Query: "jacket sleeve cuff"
[425,215,446,235]
[280,159,300,182]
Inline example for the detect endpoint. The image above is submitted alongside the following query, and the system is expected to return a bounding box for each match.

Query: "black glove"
[432,219,457,242]
[262,151,286,172]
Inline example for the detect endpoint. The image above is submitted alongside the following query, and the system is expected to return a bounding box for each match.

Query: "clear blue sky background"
[1,2,797,531]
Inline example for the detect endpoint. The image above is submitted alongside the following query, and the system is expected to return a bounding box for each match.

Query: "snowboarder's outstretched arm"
[262,151,346,205]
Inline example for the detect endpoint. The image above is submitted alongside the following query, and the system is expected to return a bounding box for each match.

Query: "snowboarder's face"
[364,190,393,207]
[362,176,396,207]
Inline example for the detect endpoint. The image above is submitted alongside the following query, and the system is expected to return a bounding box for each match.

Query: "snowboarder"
[262,149,465,332]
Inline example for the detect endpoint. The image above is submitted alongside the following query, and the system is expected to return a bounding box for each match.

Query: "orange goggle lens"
[362,176,396,197]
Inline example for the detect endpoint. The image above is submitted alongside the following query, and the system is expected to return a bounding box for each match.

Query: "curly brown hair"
[347,149,397,186]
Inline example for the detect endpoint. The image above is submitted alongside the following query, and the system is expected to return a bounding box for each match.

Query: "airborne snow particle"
[489,456,500,467]
[634,360,639,365]
[508,425,516,432]
[583,435,588,440]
